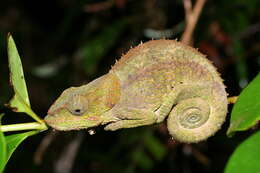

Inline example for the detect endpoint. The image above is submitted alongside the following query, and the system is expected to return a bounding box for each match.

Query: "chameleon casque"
[45,40,228,143]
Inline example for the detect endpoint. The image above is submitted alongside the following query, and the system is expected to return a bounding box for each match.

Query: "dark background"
[0,0,259,173]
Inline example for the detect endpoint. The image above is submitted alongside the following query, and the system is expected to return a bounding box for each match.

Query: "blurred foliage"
[78,19,128,75]
[0,0,260,173]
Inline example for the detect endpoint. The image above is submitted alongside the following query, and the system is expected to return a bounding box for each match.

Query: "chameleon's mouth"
[44,114,102,131]
[44,114,74,131]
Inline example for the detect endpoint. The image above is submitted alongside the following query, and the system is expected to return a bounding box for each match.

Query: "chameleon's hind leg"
[103,107,157,131]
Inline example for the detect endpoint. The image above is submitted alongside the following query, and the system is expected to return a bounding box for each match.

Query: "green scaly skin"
[45,40,228,143]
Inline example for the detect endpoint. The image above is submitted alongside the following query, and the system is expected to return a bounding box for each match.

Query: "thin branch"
[228,96,238,104]
[181,0,207,45]
[0,122,47,132]
[183,0,192,21]
[83,0,114,13]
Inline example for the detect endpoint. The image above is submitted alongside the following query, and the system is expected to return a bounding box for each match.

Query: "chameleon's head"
[44,74,121,131]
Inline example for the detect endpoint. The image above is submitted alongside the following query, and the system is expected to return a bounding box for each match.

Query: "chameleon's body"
[45,40,228,143]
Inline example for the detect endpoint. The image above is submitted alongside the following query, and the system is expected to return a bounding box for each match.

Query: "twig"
[228,96,238,104]
[181,0,207,45]
[0,122,47,132]
[83,0,114,13]
[183,0,192,21]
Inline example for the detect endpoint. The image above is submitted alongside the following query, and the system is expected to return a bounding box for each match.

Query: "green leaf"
[0,35,47,173]
[1,113,39,172]
[227,73,260,136]
[0,130,39,173]
[0,130,7,173]
[7,34,30,107]
[224,131,260,173]
[0,114,7,173]
[5,131,39,163]
[7,34,42,123]
[0,113,40,172]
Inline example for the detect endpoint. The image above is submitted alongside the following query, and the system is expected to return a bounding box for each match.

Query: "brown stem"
[228,96,238,104]
[181,0,207,45]
[183,0,192,21]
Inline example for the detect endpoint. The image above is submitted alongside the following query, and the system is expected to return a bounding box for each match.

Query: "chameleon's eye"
[71,108,84,116]
[67,94,88,116]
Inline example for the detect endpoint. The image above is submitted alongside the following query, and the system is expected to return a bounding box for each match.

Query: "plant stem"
[228,96,238,104]
[26,108,45,124]
[0,122,48,132]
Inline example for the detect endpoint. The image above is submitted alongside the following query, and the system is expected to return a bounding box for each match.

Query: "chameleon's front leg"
[102,107,157,131]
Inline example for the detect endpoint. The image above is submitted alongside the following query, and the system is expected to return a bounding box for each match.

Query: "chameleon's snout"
[44,111,104,131]
[44,114,60,130]
[44,111,72,131]
[44,114,71,131]
[44,104,69,130]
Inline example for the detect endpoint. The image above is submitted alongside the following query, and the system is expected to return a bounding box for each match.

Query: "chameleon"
[44,39,228,143]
